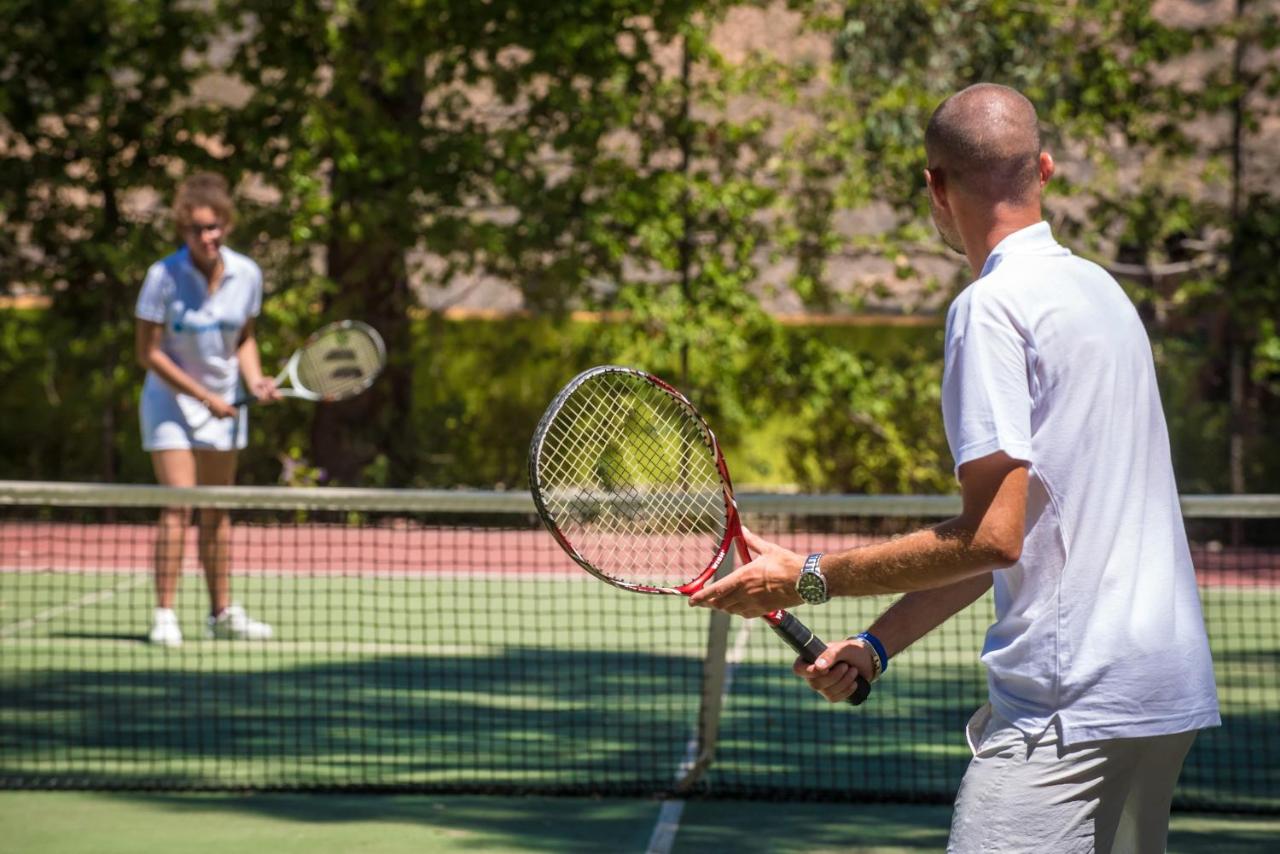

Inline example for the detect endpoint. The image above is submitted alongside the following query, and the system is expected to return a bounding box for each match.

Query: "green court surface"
[1,569,1277,811]
[0,792,1276,853]
[0,570,980,794]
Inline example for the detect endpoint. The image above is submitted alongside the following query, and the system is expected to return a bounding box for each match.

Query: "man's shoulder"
[948,273,1022,323]
[968,251,1118,312]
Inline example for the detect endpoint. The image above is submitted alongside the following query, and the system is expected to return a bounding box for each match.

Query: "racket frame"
[529,364,871,706]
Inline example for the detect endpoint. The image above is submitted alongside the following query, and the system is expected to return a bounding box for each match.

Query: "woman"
[135,172,279,647]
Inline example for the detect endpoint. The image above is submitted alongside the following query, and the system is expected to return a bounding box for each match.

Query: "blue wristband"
[855,631,889,676]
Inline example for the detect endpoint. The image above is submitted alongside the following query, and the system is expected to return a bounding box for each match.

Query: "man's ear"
[925,168,949,211]
[1039,152,1055,188]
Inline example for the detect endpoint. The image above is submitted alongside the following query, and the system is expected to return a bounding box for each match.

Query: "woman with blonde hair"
[135,172,278,646]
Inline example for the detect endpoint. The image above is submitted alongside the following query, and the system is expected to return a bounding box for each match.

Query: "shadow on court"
[1,644,1276,815]
[53,630,154,644]
[0,647,989,800]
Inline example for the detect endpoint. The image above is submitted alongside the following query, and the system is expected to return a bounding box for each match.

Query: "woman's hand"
[203,394,239,420]
[249,377,281,403]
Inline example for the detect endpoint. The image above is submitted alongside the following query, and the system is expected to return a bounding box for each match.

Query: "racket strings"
[536,371,727,588]
[550,387,714,527]
[544,376,718,519]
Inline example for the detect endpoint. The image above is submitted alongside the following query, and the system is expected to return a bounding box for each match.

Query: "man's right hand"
[793,638,876,703]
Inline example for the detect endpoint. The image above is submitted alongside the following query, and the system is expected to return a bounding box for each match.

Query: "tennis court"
[2,792,1278,853]
[1,483,1277,850]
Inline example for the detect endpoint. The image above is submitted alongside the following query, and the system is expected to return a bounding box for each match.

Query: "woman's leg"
[150,450,196,609]
[194,450,238,615]
[194,449,273,640]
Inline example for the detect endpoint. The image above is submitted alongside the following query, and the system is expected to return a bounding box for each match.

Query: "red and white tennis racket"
[528,365,870,706]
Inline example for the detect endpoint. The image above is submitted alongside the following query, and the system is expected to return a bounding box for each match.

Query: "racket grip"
[769,610,872,707]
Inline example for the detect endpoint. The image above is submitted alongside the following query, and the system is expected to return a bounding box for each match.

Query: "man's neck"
[962,207,1043,277]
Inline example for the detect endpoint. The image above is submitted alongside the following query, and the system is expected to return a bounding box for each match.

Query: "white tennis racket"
[248,320,385,405]
[189,320,386,426]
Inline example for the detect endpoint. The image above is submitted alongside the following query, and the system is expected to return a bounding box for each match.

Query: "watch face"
[797,571,825,604]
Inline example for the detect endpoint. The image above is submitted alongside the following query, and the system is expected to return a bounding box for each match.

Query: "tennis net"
[0,481,1276,812]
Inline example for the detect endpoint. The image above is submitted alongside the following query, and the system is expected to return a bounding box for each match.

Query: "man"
[689,83,1219,853]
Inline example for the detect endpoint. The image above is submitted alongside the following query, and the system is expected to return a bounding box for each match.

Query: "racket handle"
[768,610,872,707]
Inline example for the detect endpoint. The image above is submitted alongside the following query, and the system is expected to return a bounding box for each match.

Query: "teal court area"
[2,792,1278,854]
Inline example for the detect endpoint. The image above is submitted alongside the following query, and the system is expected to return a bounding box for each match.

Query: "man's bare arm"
[824,452,1028,596]
[791,573,993,703]
[690,452,1027,616]
[865,573,993,659]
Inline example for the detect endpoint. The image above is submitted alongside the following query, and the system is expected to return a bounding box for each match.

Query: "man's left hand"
[687,526,805,617]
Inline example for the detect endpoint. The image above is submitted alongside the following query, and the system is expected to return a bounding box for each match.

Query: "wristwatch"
[795,552,830,605]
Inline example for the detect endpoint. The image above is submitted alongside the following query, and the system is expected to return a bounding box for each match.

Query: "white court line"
[0,636,710,660]
[645,619,756,854]
[646,800,686,854]
[0,636,508,655]
[0,574,148,638]
[0,565,585,581]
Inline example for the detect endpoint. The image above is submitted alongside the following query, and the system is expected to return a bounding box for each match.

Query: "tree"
[217,0,740,485]
[0,0,221,482]
[776,0,1280,492]
[4,1,1274,494]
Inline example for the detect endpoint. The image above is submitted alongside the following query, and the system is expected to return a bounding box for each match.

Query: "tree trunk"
[309,19,423,486]
[1227,0,1249,543]
[311,231,414,485]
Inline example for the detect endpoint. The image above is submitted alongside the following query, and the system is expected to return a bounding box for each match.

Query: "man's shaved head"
[925,84,1042,204]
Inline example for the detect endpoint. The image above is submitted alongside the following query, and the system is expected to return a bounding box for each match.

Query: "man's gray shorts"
[947,704,1196,854]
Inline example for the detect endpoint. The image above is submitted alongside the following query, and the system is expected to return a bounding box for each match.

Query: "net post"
[674,551,734,793]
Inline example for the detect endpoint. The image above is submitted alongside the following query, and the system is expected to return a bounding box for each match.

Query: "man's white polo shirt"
[941,221,1220,745]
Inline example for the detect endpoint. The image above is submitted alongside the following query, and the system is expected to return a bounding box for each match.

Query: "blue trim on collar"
[175,245,238,284]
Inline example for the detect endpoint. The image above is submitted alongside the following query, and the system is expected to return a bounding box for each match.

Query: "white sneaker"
[148,608,183,647]
[207,603,273,640]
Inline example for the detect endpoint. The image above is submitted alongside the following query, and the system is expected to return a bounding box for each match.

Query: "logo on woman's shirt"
[172,313,240,335]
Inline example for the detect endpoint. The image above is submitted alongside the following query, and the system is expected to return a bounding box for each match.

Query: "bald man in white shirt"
[690,83,1220,853]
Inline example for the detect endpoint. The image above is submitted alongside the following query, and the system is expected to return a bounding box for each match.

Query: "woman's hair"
[173,172,235,239]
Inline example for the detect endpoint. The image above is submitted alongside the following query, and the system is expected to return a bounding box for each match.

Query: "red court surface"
[1,522,1275,586]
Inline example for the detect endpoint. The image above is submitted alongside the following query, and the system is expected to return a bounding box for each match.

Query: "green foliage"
[0,0,221,482]
[213,0,743,482]
[3,0,1275,494]
[781,338,950,494]
[786,0,1280,492]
